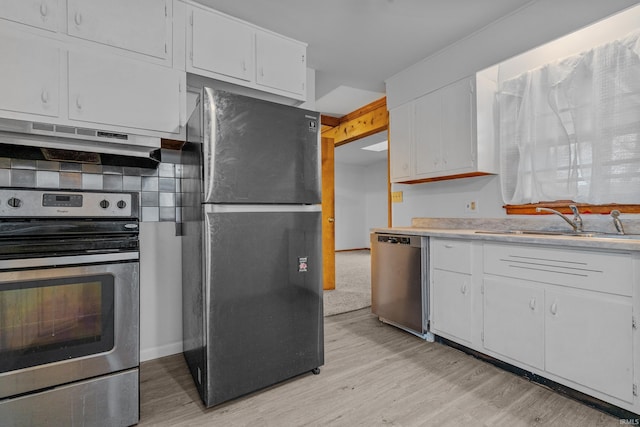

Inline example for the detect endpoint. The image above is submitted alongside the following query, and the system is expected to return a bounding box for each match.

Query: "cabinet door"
[0,0,57,31]
[68,52,181,134]
[414,90,441,176]
[256,31,306,96]
[545,287,633,402]
[0,34,59,118]
[67,0,169,60]
[440,78,474,172]
[483,277,544,369]
[190,7,253,82]
[430,269,472,343]
[389,103,413,182]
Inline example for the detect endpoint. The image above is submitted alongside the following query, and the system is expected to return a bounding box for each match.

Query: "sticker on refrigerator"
[308,120,317,133]
[298,257,308,272]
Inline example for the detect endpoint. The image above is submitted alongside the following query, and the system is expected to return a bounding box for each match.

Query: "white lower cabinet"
[479,242,636,409]
[430,238,473,343]
[431,269,472,343]
[430,238,639,413]
[545,287,633,402]
[483,277,544,370]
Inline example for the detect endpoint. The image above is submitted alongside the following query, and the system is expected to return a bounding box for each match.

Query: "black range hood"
[0,119,162,168]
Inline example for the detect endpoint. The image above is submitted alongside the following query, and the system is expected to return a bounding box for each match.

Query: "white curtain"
[498,30,640,205]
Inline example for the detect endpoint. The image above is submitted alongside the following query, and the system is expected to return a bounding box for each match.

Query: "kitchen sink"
[474,230,640,239]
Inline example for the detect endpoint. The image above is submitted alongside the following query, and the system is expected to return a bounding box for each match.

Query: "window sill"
[504,202,640,215]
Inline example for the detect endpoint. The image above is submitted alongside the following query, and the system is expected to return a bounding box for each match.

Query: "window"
[498,30,640,207]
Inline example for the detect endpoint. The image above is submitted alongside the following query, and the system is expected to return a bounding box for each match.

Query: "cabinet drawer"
[431,238,472,274]
[483,243,632,296]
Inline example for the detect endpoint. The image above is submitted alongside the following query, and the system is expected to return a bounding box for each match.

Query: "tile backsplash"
[0,149,181,222]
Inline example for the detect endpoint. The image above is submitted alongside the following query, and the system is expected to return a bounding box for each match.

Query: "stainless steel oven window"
[0,274,115,373]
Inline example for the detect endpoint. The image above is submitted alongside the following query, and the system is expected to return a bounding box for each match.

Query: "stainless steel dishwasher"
[371,233,432,340]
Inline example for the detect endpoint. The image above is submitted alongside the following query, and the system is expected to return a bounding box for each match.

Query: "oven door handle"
[0,252,139,270]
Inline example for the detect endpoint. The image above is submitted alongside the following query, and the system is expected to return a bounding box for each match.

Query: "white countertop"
[372,226,640,251]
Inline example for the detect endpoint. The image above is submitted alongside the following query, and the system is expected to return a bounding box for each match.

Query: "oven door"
[0,252,139,399]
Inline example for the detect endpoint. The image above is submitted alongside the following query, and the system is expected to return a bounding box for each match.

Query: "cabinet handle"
[75,96,82,110]
[444,244,454,249]
[550,301,558,315]
[40,2,48,17]
[402,163,408,170]
[41,90,49,104]
[242,60,247,72]
[529,298,536,311]
[74,12,83,26]
[460,282,467,295]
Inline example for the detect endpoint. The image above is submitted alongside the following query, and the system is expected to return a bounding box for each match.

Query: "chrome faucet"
[610,210,625,234]
[536,204,583,232]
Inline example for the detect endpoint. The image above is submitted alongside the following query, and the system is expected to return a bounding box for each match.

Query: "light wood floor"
[139,309,619,426]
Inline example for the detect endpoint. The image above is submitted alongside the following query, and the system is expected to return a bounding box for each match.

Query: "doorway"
[334,130,388,251]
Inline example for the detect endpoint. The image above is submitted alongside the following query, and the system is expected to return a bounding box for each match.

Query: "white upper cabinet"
[389,75,497,183]
[189,7,253,82]
[389,103,413,182]
[184,3,307,102]
[68,51,183,134]
[256,30,306,96]
[0,0,58,31]
[67,0,170,60]
[0,33,59,118]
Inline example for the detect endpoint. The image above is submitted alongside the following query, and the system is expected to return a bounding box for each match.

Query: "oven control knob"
[117,200,127,209]
[99,199,110,209]
[7,197,22,208]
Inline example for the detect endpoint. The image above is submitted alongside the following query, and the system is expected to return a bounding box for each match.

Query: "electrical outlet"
[465,200,478,213]
[391,191,403,203]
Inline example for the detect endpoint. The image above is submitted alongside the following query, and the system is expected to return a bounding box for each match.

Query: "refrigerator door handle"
[203,88,216,201]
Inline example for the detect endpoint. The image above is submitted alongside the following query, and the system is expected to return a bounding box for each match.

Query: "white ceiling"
[195,0,533,115]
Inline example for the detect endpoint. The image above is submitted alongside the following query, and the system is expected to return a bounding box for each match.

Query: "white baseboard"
[140,341,183,362]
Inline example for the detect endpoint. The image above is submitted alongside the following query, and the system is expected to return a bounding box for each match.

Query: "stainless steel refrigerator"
[180,88,324,408]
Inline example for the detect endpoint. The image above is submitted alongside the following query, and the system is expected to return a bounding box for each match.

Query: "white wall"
[365,159,389,231]
[392,175,505,226]
[139,222,183,362]
[387,1,639,224]
[335,160,387,249]
[386,0,639,109]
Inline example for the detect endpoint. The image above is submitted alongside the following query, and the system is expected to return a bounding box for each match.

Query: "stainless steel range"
[0,188,139,426]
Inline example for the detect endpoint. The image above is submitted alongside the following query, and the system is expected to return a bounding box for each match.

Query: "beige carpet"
[323,250,372,316]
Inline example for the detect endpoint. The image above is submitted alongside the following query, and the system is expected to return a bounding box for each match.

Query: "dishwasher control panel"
[376,234,421,247]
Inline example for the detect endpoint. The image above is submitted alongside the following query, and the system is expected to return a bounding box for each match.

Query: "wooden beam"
[321,115,340,127]
[161,138,185,150]
[340,97,387,123]
[322,97,388,146]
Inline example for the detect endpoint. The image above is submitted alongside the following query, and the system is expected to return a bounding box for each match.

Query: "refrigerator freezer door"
[200,205,324,407]
[200,88,321,204]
